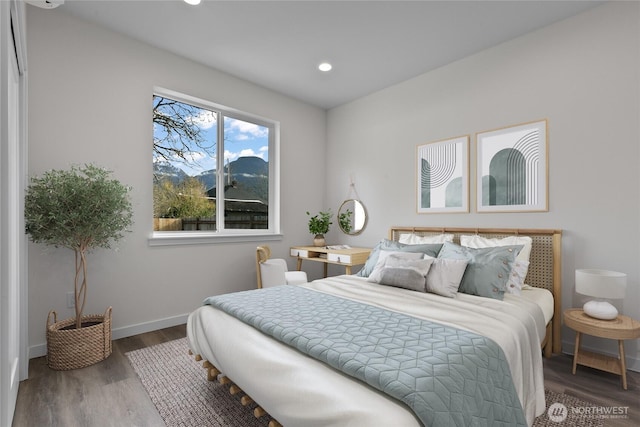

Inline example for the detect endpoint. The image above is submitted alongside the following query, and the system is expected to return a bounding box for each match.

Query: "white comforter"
[187,275,549,426]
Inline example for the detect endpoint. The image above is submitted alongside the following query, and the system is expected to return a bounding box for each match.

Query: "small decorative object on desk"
[306,210,332,247]
[575,269,627,320]
[313,235,326,247]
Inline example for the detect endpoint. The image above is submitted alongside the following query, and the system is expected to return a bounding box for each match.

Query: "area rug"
[126,338,269,427]
[127,338,604,427]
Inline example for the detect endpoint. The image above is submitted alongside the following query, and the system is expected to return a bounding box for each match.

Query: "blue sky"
[153,99,269,176]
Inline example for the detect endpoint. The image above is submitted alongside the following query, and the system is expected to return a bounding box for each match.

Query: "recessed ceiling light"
[318,62,333,72]
[184,0,201,5]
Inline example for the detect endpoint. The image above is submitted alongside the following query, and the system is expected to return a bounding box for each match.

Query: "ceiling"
[53,0,603,109]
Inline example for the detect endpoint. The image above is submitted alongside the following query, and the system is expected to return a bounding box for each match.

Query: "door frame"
[0,0,28,425]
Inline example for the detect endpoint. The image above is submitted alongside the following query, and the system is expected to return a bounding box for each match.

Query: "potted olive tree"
[306,210,332,247]
[25,164,133,370]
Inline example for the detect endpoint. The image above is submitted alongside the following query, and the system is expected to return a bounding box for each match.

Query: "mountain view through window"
[152,92,271,232]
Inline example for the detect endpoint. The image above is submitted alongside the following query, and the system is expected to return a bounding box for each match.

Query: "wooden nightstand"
[564,308,640,390]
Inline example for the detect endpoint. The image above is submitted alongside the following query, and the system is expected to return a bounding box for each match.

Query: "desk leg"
[572,332,581,375]
[619,340,627,390]
[323,263,328,278]
[345,266,352,275]
[296,258,302,271]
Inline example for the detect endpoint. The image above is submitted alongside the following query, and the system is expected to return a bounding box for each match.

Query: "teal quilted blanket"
[204,286,527,426]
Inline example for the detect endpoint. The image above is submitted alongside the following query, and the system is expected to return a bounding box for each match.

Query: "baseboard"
[563,339,640,373]
[29,313,189,359]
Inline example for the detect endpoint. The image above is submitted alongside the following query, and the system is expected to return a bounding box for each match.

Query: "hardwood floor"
[543,354,640,426]
[12,325,186,427]
[12,325,640,426]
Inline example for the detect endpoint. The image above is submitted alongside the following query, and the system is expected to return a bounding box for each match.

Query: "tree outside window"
[152,89,276,234]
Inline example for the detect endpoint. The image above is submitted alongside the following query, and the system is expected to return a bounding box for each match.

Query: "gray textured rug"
[126,337,603,427]
[126,338,269,427]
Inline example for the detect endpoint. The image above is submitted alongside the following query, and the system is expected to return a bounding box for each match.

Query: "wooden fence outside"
[154,215,268,231]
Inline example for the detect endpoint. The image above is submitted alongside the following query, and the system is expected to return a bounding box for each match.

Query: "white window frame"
[149,87,281,246]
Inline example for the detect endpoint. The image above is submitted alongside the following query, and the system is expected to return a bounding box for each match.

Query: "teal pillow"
[437,241,522,300]
[356,239,443,277]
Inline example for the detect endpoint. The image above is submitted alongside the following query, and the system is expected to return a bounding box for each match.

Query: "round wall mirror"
[337,199,367,235]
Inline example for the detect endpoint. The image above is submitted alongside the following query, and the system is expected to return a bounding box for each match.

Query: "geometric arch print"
[420,157,432,208]
[487,148,526,205]
[445,177,463,207]
[483,130,539,206]
[478,120,546,212]
[418,136,469,213]
[421,160,462,208]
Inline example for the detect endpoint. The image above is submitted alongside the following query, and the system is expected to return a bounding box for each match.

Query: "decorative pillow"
[385,255,434,276]
[505,260,529,295]
[398,233,454,245]
[356,239,443,277]
[367,251,425,283]
[424,256,468,298]
[460,234,532,262]
[378,268,428,292]
[437,242,522,300]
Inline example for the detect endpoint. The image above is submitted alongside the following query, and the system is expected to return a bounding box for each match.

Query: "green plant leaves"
[25,164,133,252]
[307,210,332,235]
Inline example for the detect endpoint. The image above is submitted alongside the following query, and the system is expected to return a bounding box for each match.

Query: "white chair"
[256,245,308,288]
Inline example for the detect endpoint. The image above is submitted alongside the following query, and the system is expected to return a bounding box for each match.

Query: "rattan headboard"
[389,226,562,353]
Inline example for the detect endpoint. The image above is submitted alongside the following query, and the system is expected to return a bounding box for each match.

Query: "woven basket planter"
[46,306,112,370]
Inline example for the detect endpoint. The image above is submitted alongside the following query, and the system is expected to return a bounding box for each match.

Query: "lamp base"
[583,300,618,320]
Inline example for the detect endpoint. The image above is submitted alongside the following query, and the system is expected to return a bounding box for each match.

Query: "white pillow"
[460,235,533,262]
[367,250,424,283]
[398,233,454,245]
[506,260,529,295]
[424,256,468,298]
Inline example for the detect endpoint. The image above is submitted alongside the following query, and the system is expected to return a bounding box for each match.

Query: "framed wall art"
[416,135,469,213]
[476,119,548,212]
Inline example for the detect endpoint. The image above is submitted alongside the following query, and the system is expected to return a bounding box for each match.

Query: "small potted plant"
[24,164,133,370]
[306,210,332,247]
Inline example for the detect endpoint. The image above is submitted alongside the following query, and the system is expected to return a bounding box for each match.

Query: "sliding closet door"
[0,1,27,425]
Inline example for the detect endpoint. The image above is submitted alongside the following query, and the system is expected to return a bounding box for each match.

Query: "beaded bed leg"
[188,350,283,427]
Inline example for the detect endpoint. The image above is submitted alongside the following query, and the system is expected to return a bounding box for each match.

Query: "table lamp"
[575,269,627,320]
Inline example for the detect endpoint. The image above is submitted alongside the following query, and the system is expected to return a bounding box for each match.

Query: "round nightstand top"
[564,308,640,340]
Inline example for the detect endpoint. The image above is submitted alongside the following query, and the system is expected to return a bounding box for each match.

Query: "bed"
[187,226,562,427]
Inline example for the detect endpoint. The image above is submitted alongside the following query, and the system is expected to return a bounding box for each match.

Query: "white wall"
[27,2,640,371]
[26,6,327,356]
[327,2,640,370]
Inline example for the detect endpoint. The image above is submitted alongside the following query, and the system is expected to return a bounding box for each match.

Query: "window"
[151,88,279,244]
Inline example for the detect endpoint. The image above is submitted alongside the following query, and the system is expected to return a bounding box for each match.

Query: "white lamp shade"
[575,269,627,299]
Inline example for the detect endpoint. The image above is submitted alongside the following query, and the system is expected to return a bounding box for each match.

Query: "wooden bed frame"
[187,351,284,427]
[388,226,563,356]
[189,225,562,425]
